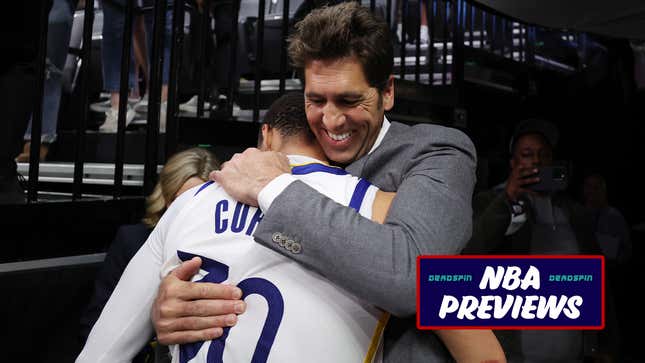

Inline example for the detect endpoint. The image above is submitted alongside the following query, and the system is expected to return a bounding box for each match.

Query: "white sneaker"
[100,106,135,133]
[420,25,429,45]
[179,95,211,114]
[396,23,403,43]
[160,102,167,133]
[133,94,149,114]
[90,99,111,113]
[91,97,139,113]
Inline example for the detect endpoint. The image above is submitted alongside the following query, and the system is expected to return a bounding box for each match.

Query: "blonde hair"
[142,147,220,228]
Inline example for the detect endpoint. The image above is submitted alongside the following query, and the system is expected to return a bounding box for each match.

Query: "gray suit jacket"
[254,121,477,362]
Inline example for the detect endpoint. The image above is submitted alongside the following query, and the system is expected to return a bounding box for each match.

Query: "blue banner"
[417,256,604,329]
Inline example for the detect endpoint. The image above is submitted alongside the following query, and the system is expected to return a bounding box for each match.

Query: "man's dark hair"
[288,2,393,91]
[260,92,314,142]
[509,118,559,154]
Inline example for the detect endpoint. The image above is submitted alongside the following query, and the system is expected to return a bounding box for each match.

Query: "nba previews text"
[437,266,584,320]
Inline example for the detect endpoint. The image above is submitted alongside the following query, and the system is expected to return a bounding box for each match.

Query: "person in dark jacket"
[464,119,612,362]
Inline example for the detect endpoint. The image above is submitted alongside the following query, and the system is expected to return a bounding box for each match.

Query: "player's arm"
[149,129,475,344]
[371,192,506,363]
[77,188,212,361]
[77,229,164,362]
[252,128,476,317]
[435,330,506,363]
[371,190,396,223]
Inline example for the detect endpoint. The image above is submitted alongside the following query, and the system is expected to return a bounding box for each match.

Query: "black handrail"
[278,0,290,96]
[386,0,392,27]
[400,0,408,80]
[113,0,135,199]
[27,1,51,203]
[441,0,448,84]
[414,0,421,83]
[72,0,96,201]
[20,0,591,202]
[143,0,167,196]
[427,0,435,85]
[197,0,210,117]
[227,0,241,118]
[452,0,464,93]
[253,0,266,123]
[165,0,185,158]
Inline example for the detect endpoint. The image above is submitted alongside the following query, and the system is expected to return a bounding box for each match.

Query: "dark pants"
[0,1,51,202]
[0,62,37,178]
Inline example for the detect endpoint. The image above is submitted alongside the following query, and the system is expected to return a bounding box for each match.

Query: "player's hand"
[210,148,290,207]
[152,257,246,345]
[505,166,539,202]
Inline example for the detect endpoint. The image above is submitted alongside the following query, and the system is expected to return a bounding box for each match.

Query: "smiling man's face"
[304,57,394,165]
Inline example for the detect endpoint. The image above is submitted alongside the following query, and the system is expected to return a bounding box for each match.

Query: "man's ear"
[382,75,395,111]
[261,124,272,151]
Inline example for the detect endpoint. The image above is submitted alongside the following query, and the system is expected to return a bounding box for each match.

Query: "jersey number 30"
[177,251,285,363]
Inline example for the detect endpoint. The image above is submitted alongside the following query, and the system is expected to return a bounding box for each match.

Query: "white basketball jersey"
[160,156,386,363]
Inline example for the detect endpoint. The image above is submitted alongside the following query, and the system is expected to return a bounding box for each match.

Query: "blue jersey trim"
[349,178,371,213]
[291,163,347,176]
[194,180,215,196]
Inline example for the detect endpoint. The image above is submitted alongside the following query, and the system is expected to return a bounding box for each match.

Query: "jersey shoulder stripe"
[193,180,215,196]
[291,163,347,176]
[349,178,372,213]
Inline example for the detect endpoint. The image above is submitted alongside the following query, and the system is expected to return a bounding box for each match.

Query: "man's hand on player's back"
[152,257,247,344]
[211,148,291,207]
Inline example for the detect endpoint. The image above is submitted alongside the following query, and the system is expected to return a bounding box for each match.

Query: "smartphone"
[526,165,568,192]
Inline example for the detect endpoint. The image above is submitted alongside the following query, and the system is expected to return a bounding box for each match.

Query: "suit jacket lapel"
[345,121,406,179]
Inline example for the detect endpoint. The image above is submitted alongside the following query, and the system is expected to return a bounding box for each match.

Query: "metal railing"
[24,0,588,203]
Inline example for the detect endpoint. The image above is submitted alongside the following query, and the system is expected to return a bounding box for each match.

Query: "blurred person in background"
[16,0,78,162]
[79,147,220,348]
[583,173,632,265]
[99,0,173,133]
[464,119,617,362]
[0,1,52,203]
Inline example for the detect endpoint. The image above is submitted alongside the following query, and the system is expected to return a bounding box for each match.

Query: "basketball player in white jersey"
[77,93,504,363]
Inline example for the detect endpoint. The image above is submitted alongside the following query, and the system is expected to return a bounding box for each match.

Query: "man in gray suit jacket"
[151,3,477,361]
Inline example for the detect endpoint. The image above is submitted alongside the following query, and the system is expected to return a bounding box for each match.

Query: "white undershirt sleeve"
[258,173,297,212]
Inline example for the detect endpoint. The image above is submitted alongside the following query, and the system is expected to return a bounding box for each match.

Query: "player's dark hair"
[262,92,314,141]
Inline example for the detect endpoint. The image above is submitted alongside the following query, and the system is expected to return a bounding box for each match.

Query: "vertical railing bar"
[227,0,241,118]
[527,25,535,65]
[490,14,496,54]
[253,0,266,123]
[462,0,467,46]
[165,0,185,158]
[278,0,290,95]
[480,10,485,50]
[501,17,506,58]
[427,0,435,85]
[512,21,517,60]
[27,0,51,203]
[520,24,525,62]
[196,0,209,117]
[386,0,392,27]
[72,0,96,201]
[143,0,167,196]
[370,0,375,13]
[400,0,408,80]
[442,0,448,85]
[114,0,135,199]
[414,0,421,83]
[452,0,463,88]
[469,3,474,47]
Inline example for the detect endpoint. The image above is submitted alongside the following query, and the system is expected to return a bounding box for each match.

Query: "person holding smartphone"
[464,118,612,362]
